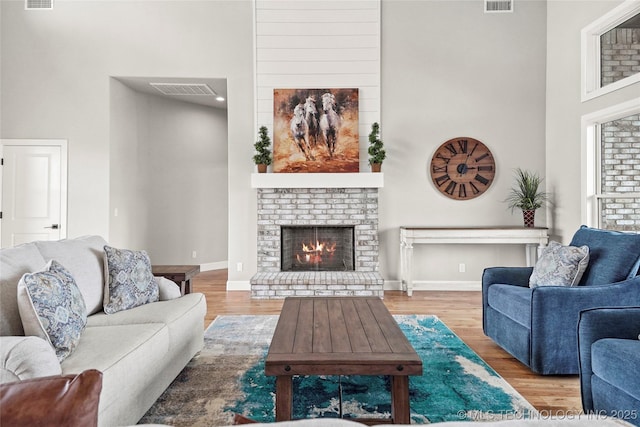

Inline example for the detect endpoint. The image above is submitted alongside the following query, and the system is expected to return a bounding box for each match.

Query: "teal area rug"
[139,315,536,426]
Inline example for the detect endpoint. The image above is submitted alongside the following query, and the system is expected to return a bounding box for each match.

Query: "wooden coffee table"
[265,297,422,424]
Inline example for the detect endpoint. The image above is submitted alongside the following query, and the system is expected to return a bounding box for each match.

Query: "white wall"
[1,1,253,272]
[143,93,228,265]
[110,79,150,251]
[545,0,639,242]
[379,0,548,283]
[110,80,229,265]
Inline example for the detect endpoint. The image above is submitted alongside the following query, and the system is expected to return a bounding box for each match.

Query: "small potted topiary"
[505,168,549,227]
[253,126,272,173]
[368,122,386,172]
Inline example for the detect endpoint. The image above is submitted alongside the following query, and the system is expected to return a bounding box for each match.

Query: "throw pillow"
[529,241,590,288]
[17,260,88,362]
[103,246,159,314]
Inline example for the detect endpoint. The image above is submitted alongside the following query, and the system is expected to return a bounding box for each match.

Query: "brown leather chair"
[0,369,102,427]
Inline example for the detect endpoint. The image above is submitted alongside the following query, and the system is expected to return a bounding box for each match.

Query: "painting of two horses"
[273,88,359,173]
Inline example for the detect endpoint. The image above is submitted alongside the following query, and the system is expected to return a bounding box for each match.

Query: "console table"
[399,227,549,296]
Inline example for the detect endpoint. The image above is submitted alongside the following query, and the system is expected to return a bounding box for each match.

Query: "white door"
[1,140,68,248]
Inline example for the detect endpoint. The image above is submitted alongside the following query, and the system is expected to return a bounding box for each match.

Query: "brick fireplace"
[250,173,384,299]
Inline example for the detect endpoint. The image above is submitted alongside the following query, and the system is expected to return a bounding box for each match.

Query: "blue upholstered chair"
[482,226,640,375]
[578,307,640,426]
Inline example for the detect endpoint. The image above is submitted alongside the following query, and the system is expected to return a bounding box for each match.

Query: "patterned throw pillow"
[103,246,159,314]
[17,260,88,362]
[529,241,590,288]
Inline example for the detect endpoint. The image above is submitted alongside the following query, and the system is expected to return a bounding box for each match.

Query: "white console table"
[399,227,549,296]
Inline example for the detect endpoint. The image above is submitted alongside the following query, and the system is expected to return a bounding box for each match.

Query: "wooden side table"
[151,265,200,295]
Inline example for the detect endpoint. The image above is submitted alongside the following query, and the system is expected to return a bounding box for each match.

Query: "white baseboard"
[200,261,228,271]
[385,280,481,291]
[227,280,251,291]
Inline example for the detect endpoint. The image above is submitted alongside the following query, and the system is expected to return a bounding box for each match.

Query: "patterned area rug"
[139,315,536,426]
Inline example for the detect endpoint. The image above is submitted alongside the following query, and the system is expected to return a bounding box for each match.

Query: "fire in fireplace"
[281,226,355,272]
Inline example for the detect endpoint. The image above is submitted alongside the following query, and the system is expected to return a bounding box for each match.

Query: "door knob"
[44,224,59,229]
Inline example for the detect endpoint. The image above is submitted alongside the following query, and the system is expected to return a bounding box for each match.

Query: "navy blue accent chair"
[578,307,640,426]
[482,226,640,375]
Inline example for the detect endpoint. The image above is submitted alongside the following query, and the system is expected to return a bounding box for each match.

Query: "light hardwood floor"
[192,269,582,415]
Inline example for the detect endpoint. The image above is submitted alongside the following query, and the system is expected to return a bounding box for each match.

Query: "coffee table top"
[265,297,422,377]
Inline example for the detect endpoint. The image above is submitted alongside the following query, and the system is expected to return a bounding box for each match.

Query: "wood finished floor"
[192,269,582,415]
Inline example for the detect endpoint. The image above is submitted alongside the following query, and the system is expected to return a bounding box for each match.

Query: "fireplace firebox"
[281,226,355,272]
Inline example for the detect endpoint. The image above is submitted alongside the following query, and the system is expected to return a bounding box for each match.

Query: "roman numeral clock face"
[430,137,496,200]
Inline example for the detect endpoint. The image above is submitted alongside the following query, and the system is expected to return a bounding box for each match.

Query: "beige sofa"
[0,236,207,427]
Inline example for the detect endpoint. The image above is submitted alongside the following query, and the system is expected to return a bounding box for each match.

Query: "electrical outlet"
[237,262,243,272]
[459,263,466,273]
[114,208,118,217]
[191,251,197,259]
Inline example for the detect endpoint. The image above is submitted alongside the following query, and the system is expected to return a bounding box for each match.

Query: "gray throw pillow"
[103,246,159,314]
[17,260,88,361]
[529,241,590,288]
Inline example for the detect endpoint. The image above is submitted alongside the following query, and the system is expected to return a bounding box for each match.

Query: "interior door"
[1,140,68,248]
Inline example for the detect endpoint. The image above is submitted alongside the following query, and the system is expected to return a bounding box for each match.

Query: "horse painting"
[304,96,320,147]
[319,92,341,159]
[272,88,359,173]
[290,103,314,161]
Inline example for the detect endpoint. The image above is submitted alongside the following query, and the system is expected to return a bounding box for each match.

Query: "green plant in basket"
[367,122,386,171]
[505,168,548,212]
[253,126,272,172]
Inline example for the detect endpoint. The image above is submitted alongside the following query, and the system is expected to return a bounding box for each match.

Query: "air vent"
[25,0,53,9]
[149,83,215,96]
[485,0,513,13]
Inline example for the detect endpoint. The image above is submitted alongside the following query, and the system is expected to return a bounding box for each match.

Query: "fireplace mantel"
[251,172,384,189]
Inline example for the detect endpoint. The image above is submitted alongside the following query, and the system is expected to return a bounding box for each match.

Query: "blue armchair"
[482,226,640,375]
[578,307,640,426]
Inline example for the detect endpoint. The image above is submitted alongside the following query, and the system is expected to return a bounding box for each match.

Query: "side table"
[151,265,200,295]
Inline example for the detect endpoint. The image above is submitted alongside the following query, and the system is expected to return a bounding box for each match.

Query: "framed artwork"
[273,88,359,173]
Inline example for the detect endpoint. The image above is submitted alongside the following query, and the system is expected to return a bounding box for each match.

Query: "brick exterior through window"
[600,113,640,230]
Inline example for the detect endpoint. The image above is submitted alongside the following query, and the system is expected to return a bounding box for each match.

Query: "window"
[600,15,640,88]
[583,100,640,231]
[582,1,640,101]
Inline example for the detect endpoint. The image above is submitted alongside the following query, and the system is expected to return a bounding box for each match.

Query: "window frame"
[582,99,640,229]
[581,0,640,102]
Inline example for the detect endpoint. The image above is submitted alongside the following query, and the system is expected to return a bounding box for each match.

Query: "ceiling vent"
[25,0,53,9]
[485,0,513,13]
[149,83,216,96]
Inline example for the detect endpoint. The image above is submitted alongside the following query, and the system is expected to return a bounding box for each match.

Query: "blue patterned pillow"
[103,246,159,314]
[17,260,88,362]
[529,241,590,288]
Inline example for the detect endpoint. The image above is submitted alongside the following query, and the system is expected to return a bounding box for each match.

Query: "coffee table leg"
[275,376,293,421]
[391,375,410,424]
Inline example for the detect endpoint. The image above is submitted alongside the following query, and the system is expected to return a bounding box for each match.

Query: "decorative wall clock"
[430,137,495,200]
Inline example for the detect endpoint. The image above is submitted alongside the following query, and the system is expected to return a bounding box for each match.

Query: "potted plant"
[253,126,272,173]
[367,122,386,172]
[505,168,549,227]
